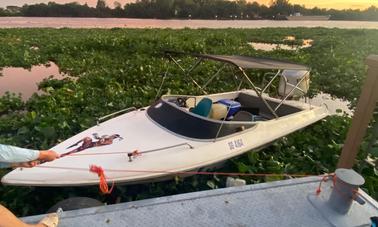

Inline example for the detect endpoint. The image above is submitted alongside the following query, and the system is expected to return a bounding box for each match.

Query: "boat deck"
[22,176,378,227]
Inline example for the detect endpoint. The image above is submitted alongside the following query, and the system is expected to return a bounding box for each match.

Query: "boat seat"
[231,111,254,121]
[240,107,260,115]
[190,97,213,117]
[185,97,196,109]
[210,103,228,120]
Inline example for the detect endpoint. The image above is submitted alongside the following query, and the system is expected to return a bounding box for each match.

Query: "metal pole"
[337,55,378,168]
[238,67,279,118]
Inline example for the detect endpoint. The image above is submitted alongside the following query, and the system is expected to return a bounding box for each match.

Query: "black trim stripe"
[147,99,255,139]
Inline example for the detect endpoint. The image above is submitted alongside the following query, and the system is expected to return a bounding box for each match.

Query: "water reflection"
[248,37,313,51]
[0,62,66,100]
[306,93,352,115]
[249,42,297,51]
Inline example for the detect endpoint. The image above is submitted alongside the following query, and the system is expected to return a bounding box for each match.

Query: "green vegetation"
[0,27,377,216]
[1,0,378,21]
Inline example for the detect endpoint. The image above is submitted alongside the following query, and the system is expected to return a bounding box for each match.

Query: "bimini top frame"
[163,51,310,118]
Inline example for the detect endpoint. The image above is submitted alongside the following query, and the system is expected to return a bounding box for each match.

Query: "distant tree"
[365,6,378,20]
[114,1,122,9]
[1,0,377,21]
[270,0,292,16]
[96,0,107,9]
[6,6,22,14]
[0,8,6,16]
[245,1,261,19]
[153,0,174,18]
[113,1,124,17]
[292,4,300,13]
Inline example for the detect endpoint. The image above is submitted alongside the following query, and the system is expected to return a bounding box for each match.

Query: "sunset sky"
[0,0,377,10]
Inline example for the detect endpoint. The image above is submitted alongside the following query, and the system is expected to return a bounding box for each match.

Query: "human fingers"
[39,150,60,162]
[13,161,38,168]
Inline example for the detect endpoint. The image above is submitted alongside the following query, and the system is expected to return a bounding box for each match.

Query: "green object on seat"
[190,98,212,117]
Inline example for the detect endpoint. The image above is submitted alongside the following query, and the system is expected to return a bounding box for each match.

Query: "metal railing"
[97,107,137,126]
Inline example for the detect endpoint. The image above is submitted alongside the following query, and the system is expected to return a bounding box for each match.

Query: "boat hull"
[1,91,328,186]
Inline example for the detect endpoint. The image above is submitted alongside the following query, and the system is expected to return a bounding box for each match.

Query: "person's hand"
[12,160,39,168]
[38,150,60,162]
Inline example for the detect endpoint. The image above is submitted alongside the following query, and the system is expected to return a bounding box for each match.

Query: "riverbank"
[1,17,378,29]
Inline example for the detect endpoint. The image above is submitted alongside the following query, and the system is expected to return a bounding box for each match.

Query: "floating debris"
[30,46,40,51]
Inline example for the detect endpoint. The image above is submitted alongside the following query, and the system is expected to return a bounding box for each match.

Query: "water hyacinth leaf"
[213,174,220,182]
[370,147,378,157]
[191,177,198,187]
[174,175,180,184]
[206,180,216,189]
[17,126,29,135]
[236,162,250,173]
[247,152,259,165]
[40,127,56,139]
[30,111,37,120]
[45,87,55,93]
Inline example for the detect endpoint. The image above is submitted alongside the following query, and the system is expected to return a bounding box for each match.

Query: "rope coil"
[89,165,114,194]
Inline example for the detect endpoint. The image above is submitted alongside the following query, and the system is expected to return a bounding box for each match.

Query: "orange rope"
[36,165,318,178]
[35,164,363,202]
[35,165,325,195]
[316,173,361,202]
[316,173,333,195]
[89,165,114,194]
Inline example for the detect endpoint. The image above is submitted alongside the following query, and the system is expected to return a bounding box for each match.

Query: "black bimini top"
[165,51,309,71]
[147,99,255,140]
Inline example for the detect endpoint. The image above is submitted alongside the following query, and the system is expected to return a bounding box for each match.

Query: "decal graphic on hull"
[61,133,123,157]
[228,138,244,150]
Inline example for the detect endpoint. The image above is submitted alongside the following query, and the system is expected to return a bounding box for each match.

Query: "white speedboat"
[286,12,331,21]
[2,52,329,186]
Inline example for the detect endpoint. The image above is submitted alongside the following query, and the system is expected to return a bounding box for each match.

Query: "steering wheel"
[176,97,187,107]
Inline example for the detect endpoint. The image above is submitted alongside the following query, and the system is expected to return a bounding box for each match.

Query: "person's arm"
[0,162,11,168]
[0,144,39,164]
[0,144,59,169]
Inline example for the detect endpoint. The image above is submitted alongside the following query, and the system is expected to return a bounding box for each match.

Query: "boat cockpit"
[147,91,304,140]
[147,51,312,140]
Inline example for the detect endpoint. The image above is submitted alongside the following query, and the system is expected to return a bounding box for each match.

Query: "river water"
[0,62,66,100]
[0,17,378,29]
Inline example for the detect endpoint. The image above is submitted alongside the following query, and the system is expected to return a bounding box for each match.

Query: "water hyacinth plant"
[0,27,377,216]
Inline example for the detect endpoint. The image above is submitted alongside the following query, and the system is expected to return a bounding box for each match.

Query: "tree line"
[0,0,377,21]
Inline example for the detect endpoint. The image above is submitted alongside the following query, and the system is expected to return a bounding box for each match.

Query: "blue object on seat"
[216,99,241,119]
[190,98,213,117]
